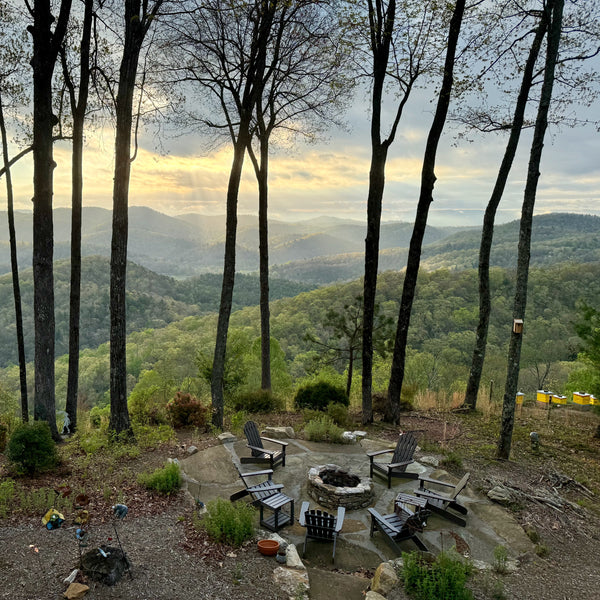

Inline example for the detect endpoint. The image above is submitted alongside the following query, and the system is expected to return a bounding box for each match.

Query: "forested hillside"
[271,213,600,284]
[0,207,465,278]
[1,261,597,411]
[0,256,315,368]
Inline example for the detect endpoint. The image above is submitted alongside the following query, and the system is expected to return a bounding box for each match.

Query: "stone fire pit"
[307,464,374,511]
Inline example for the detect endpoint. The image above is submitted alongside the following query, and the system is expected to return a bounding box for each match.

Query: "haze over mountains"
[1,208,598,284]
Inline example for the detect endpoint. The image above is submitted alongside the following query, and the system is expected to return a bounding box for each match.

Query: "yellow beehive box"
[573,391,590,406]
[516,392,525,405]
[553,395,566,406]
[536,390,551,405]
[591,395,598,406]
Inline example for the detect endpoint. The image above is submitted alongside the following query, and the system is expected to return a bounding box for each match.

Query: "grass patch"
[137,461,182,495]
[200,498,255,546]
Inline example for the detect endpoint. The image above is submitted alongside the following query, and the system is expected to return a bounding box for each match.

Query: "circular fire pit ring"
[307,464,374,511]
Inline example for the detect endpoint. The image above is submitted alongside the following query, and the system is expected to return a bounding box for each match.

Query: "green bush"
[166,392,209,429]
[128,386,169,425]
[294,381,349,411]
[231,389,285,413]
[0,478,15,518]
[402,551,473,600]
[6,422,59,475]
[304,415,345,443]
[138,461,182,495]
[326,402,348,426]
[0,421,7,453]
[201,498,255,546]
[89,405,110,429]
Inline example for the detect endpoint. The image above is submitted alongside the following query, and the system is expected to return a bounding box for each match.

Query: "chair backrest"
[304,509,336,541]
[450,472,470,500]
[244,421,264,455]
[391,431,418,464]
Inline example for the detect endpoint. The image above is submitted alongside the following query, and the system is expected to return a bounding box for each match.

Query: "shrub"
[89,405,110,429]
[0,421,7,453]
[402,551,473,600]
[294,381,349,411]
[138,461,182,495]
[304,415,345,443]
[231,390,285,413]
[128,386,168,425]
[6,422,59,475]
[201,498,255,546]
[0,478,15,518]
[492,545,509,574]
[166,392,209,429]
[326,402,348,426]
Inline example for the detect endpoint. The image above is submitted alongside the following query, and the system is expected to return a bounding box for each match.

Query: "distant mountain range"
[1,208,598,284]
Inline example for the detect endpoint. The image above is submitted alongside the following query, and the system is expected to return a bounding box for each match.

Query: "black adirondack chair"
[299,501,345,562]
[414,472,470,527]
[230,469,294,532]
[367,431,419,488]
[367,501,430,554]
[241,421,287,469]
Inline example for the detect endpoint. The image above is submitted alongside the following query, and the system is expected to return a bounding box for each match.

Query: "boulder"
[263,426,295,439]
[370,562,399,596]
[217,432,236,444]
[63,583,89,599]
[272,566,309,598]
[487,485,514,506]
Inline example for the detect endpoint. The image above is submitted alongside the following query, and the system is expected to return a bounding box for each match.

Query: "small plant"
[132,423,175,449]
[89,405,110,429]
[166,392,209,429]
[230,389,284,413]
[6,422,59,475]
[229,410,248,434]
[492,545,509,574]
[402,550,473,600]
[304,415,345,443]
[0,421,8,452]
[138,461,182,495]
[200,498,255,546]
[523,524,540,544]
[535,544,549,558]
[0,478,15,518]
[440,451,463,469]
[294,381,349,411]
[326,402,348,426]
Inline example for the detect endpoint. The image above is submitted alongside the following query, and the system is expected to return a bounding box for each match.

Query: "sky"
[7,76,600,230]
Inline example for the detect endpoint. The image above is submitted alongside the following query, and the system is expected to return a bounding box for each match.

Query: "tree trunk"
[65,0,93,434]
[497,0,563,460]
[211,129,251,428]
[361,0,396,426]
[0,96,28,422]
[257,136,271,391]
[31,0,72,441]
[346,348,354,399]
[109,0,155,437]
[387,0,466,424]
[464,17,548,411]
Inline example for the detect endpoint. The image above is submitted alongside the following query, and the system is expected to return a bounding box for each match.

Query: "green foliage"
[166,392,209,429]
[326,402,348,426]
[128,370,174,425]
[89,405,110,429]
[13,485,73,515]
[230,389,285,413]
[138,461,182,495]
[535,544,549,557]
[492,545,509,574]
[440,451,463,469]
[0,478,15,518]
[294,381,349,411]
[402,551,473,600]
[303,415,345,443]
[0,420,7,452]
[228,410,248,434]
[132,423,175,448]
[6,422,59,475]
[201,498,255,546]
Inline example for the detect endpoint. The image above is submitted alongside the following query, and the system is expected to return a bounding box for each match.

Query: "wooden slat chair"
[367,431,420,488]
[229,469,283,504]
[230,469,294,532]
[299,501,345,562]
[241,421,288,469]
[367,502,430,554]
[414,472,471,527]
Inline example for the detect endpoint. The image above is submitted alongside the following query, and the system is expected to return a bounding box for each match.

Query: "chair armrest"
[366,448,393,458]
[418,476,455,489]
[367,508,400,534]
[240,469,274,481]
[260,436,288,447]
[387,460,412,469]
[246,483,284,494]
[415,489,446,502]
[335,506,346,532]
[247,444,276,456]
[299,501,310,526]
